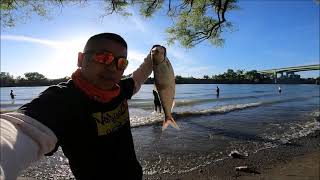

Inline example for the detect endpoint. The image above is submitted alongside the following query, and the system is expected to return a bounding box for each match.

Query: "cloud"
[129,14,148,33]
[128,50,146,62]
[1,34,88,50]
[1,35,64,48]
[123,50,148,75]
[175,65,216,77]
[1,34,88,78]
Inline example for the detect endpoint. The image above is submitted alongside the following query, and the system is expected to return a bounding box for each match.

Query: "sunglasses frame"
[83,50,128,71]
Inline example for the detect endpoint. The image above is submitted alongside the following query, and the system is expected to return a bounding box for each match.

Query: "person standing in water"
[278,86,282,94]
[216,86,220,97]
[10,90,15,100]
[153,89,162,113]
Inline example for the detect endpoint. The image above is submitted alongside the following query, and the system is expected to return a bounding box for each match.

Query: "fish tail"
[162,117,180,131]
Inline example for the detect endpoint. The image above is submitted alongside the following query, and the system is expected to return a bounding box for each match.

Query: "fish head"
[151,45,166,65]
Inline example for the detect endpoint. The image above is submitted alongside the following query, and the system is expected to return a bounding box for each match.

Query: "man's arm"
[131,54,153,94]
[0,112,57,180]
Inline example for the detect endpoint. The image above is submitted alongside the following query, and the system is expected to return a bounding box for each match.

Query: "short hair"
[85,33,127,50]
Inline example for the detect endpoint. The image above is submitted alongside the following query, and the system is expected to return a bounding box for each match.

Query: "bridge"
[258,64,320,83]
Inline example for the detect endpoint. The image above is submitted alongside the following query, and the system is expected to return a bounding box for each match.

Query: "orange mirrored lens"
[94,52,114,64]
[95,54,105,63]
[117,58,128,70]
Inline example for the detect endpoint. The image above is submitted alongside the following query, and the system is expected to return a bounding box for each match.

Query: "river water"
[1,84,319,177]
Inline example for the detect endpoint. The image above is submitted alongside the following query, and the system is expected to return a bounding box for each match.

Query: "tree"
[224,69,236,81]
[24,72,47,81]
[0,0,77,28]
[203,75,209,79]
[1,0,238,48]
[0,72,15,86]
[235,69,244,81]
[175,75,183,80]
[245,70,261,82]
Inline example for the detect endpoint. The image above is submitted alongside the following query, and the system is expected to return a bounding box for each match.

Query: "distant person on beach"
[278,86,282,94]
[0,33,158,180]
[153,89,162,113]
[216,86,220,97]
[10,90,15,100]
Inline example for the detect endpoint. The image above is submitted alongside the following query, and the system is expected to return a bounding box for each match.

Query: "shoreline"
[143,130,320,180]
[19,130,320,179]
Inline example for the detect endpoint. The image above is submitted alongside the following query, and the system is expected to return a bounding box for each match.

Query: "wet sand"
[19,130,319,180]
[144,130,320,180]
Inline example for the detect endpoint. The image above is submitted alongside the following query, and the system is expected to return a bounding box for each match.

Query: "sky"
[1,0,319,79]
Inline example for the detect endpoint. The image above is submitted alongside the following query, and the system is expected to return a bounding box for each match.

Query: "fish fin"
[162,118,180,131]
[171,100,175,111]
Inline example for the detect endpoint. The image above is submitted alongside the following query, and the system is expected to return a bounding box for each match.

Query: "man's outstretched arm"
[0,112,57,180]
[131,53,153,94]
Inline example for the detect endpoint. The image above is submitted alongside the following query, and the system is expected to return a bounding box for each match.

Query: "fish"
[151,45,180,131]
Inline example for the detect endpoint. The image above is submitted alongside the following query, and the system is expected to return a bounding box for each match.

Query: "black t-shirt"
[18,78,142,180]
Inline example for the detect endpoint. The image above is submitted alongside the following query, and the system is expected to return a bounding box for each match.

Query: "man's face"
[80,39,127,90]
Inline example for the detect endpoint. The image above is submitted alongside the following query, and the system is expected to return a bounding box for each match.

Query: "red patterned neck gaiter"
[71,69,120,103]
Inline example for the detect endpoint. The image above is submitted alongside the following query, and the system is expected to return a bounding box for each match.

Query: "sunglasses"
[82,51,128,71]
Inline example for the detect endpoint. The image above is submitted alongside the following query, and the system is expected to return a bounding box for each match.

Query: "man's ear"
[77,52,84,67]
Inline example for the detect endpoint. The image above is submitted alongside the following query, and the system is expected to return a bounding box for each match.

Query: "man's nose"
[104,61,117,72]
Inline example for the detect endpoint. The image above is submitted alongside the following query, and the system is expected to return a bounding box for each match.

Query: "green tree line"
[0,72,70,87]
[1,70,318,87]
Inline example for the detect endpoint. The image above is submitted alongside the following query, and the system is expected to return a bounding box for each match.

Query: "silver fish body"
[151,45,179,131]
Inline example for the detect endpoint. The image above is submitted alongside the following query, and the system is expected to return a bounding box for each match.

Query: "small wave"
[264,119,320,144]
[130,111,163,127]
[176,157,228,174]
[174,102,261,118]
[310,110,320,122]
[130,102,262,128]
[130,95,260,109]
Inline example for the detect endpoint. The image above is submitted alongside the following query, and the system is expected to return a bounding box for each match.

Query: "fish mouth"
[151,49,159,55]
[151,44,162,54]
[151,45,166,56]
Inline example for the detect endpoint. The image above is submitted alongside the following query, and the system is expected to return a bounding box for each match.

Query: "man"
[216,86,220,96]
[278,86,282,94]
[152,89,162,113]
[10,90,15,100]
[0,33,156,179]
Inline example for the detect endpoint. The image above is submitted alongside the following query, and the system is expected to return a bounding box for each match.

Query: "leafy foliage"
[1,0,238,48]
[24,72,47,81]
[0,72,15,86]
[1,0,68,27]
